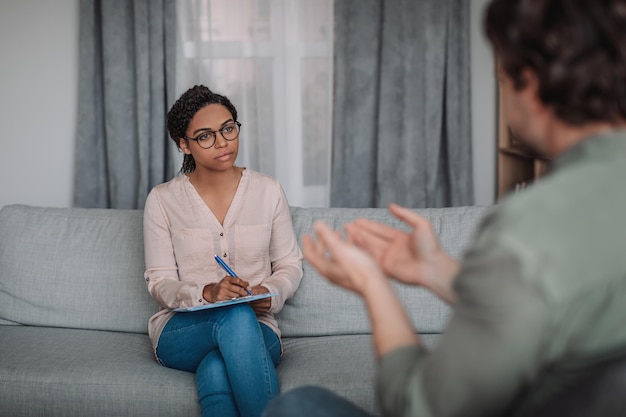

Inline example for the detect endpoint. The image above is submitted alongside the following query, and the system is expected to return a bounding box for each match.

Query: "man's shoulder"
[497,130,626,224]
[472,157,626,296]
[486,174,576,239]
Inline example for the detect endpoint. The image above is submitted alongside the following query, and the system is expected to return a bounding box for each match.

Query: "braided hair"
[167,85,238,173]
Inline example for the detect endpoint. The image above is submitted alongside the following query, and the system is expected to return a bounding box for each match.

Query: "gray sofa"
[0,204,488,417]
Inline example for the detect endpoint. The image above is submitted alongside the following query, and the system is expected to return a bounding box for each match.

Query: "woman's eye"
[198,133,210,141]
[223,126,233,133]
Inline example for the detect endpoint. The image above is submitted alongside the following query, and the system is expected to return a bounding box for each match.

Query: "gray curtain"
[331,0,473,208]
[74,0,178,209]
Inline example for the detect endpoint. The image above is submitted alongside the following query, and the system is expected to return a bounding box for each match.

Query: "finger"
[221,284,242,297]
[225,276,251,292]
[308,223,359,281]
[220,279,249,298]
[251,299,270,308]
[303,238,326,274]
[252,302,270,314]
[303,231,332,264]
[352,218,399,241]
[389,203,439,242]
[250,296,271,309]
[224,275,243,287]
[236,278,251,292]
[347,222,389,246]
[314,224,366,279]
[250,285,268,296]
[345,223,387,260]
[389,203,429,229]
[312,221,347,255]
[303,233,334,278]
[302,234,319,261]
[215,288,239,301]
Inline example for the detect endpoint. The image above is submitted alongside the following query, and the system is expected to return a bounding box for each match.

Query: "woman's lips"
[215,152,233,161]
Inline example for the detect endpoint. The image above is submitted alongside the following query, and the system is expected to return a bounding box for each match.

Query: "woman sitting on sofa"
[143,85,303,417]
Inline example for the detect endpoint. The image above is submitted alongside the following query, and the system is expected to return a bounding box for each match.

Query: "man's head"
[485,0,626,154]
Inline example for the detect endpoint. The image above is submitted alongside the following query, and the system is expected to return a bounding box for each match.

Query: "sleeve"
[143,188,206,309]
[376,232,552,417]
[259,182,303,314]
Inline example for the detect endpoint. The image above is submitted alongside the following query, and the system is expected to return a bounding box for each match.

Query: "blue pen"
[214,255,253,295]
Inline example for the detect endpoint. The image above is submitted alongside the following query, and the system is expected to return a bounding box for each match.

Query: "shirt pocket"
[170,228,218,281]
[233,224,272,273]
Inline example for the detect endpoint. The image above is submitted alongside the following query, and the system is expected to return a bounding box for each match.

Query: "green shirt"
[377,130,626,417]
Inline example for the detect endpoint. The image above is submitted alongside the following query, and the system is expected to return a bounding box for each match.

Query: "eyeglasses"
[184,122,241,149]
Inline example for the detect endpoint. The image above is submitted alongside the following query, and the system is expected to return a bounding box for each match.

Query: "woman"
[143,85,303,417]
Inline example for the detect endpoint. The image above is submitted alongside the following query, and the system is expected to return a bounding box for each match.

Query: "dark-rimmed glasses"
[183,122,241,149]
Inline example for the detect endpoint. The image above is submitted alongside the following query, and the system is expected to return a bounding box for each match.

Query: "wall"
[0,0,496,210]
[0,0,79,209]
[470,0,497,206]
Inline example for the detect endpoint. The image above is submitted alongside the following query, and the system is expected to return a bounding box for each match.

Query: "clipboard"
[171,293,277,312]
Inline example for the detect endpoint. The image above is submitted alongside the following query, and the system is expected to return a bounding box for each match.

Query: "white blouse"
[143,169,303,350]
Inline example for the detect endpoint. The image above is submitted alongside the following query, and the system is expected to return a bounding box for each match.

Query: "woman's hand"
[249,285,271,314]
[345,203,459,304]
[303,221,386,296]
[203,276,251,303]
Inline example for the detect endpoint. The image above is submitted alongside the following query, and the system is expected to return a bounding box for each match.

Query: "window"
[176,0,334,207]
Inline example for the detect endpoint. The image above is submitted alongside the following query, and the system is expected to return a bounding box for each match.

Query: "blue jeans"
[156,304,281,417]
[263,386,375,417]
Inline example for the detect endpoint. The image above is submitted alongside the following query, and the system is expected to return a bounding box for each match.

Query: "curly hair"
[167,85,239,173]
[485,0,626,125]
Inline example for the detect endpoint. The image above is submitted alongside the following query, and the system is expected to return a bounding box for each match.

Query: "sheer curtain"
[175,0,334,208]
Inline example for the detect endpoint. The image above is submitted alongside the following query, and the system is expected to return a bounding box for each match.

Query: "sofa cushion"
[279,206,489,337]
[0,204,487,417]
[0,325,199,417]
[0,205,158,333]
[0,204,488,338]
[279,333,440,416]
[279,335,378,414]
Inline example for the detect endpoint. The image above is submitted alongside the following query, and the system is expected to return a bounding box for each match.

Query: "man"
[264,0,626,416]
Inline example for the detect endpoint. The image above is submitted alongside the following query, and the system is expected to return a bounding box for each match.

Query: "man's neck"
[544,121,625,159]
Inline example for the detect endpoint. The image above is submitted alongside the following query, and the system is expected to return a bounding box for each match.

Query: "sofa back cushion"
[0,205,158,333]
[0,204,488,337]
[278,206,489,337]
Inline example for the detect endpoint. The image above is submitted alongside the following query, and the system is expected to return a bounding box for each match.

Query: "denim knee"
[218,304,259,334]
[220,304,258,327]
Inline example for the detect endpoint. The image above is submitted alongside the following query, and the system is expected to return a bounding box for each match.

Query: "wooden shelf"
[496,91,551,199]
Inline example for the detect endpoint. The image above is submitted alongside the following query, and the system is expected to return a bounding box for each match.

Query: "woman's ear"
[178,138,191,155]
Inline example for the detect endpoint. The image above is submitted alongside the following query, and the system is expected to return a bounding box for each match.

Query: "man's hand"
[303,219,420,357]
[203,276,251,302]
[345,203,459,304]
[303,221,387,296]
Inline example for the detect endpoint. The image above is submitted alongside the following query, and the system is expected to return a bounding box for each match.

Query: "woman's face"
[180,104,239,172]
